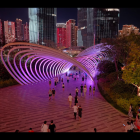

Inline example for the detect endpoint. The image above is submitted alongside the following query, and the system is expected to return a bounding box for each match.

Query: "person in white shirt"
[41,121,49,132]
[73,103,78,120]
[124,122,131,132]
[130,120,137,132]
[75,87,79,96]
[68,93,73,108]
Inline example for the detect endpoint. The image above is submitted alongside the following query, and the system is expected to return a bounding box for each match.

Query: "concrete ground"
[0,69,130,132]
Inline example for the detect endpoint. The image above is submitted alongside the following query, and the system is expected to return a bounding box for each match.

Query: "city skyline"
[0,8,140,30]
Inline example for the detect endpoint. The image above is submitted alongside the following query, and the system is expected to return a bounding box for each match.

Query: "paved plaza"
[0,70,130,132]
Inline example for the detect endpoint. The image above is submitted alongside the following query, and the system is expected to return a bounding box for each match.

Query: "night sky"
[0,8,140,30]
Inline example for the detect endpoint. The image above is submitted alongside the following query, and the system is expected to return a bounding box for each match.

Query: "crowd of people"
[15,120,56,133]
[124,104,140,132]
[14,68,98,132]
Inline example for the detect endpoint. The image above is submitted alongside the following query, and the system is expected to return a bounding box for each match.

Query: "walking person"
[74,75,76,81]
[62,83,65,91]
[41,121,49,132]
[67,76,69,83]
[28,128,34,132]
[128,104,133,121]
[52,88,55,99]
[61,78,63,83]
[73,103,78,120]
[93,86,95,95]
[74,95,78,105]
[48,88,52,100]
[78,105,82,121]
[79,70,80,75]
[80,84,83,96]
[75,87,79,96]
[82,76,84,83]
[83,86,87,96]
[89,85,92,95]
[49,120,56,132]
[49,80,51,87]
[77,74,79,80]
[54,80,57,87]
[68,93,73,108]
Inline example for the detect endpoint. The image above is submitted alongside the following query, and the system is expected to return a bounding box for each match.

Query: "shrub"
[0,79,18,88]
[97,73,109,80]
[106,71,118,82]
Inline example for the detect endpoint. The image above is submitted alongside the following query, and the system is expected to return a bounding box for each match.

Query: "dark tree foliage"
[97,60,116,74]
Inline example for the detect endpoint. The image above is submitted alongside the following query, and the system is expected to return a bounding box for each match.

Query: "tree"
[122,41,140,95]
[97,60,116,74]
[100,32,140,79]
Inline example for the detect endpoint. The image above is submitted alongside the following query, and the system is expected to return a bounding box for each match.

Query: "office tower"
[119,25,139,36]
[15,18,22,41]
[28,8,57,47]
[4,21,15,44]
[0,19,5,47]
[56,23,66,47]
[66,19,77,48]
[77,8,120,47]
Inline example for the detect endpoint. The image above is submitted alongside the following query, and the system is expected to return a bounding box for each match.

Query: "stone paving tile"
[0,70,133,132]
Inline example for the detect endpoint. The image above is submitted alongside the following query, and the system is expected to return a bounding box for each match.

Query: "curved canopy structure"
[76,43,108,77]
[1,42,94,85]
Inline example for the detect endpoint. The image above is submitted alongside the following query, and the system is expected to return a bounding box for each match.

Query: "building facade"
[15,18,22,41]
[0,19,5,47]
[66,19,77,48]
[119,25,139,36]
[56,23,66,47]
[24,22,29,42]
[28,8,57,46]
[77,8,120,48]
[4,21,15,44]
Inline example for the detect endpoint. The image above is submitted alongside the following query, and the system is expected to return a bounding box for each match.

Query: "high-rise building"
[24,22,29,42]
[56,23,66,47]
[62,24,66,47]
[119,25,139,36]
[28,8,57,46]
[21,24,25,41]
[0,19,5,47]
[15,18,22,41]
[75,26,78,46]
[66,19,77,48]
[77,8,120,47]
[4,21,15,44]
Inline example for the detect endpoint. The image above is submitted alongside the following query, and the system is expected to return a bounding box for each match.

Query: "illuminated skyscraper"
[66,19,77,48]
[56,23,66,47]
[77,8,120,47]
[28,8,57,46]
[4,20,15,44]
